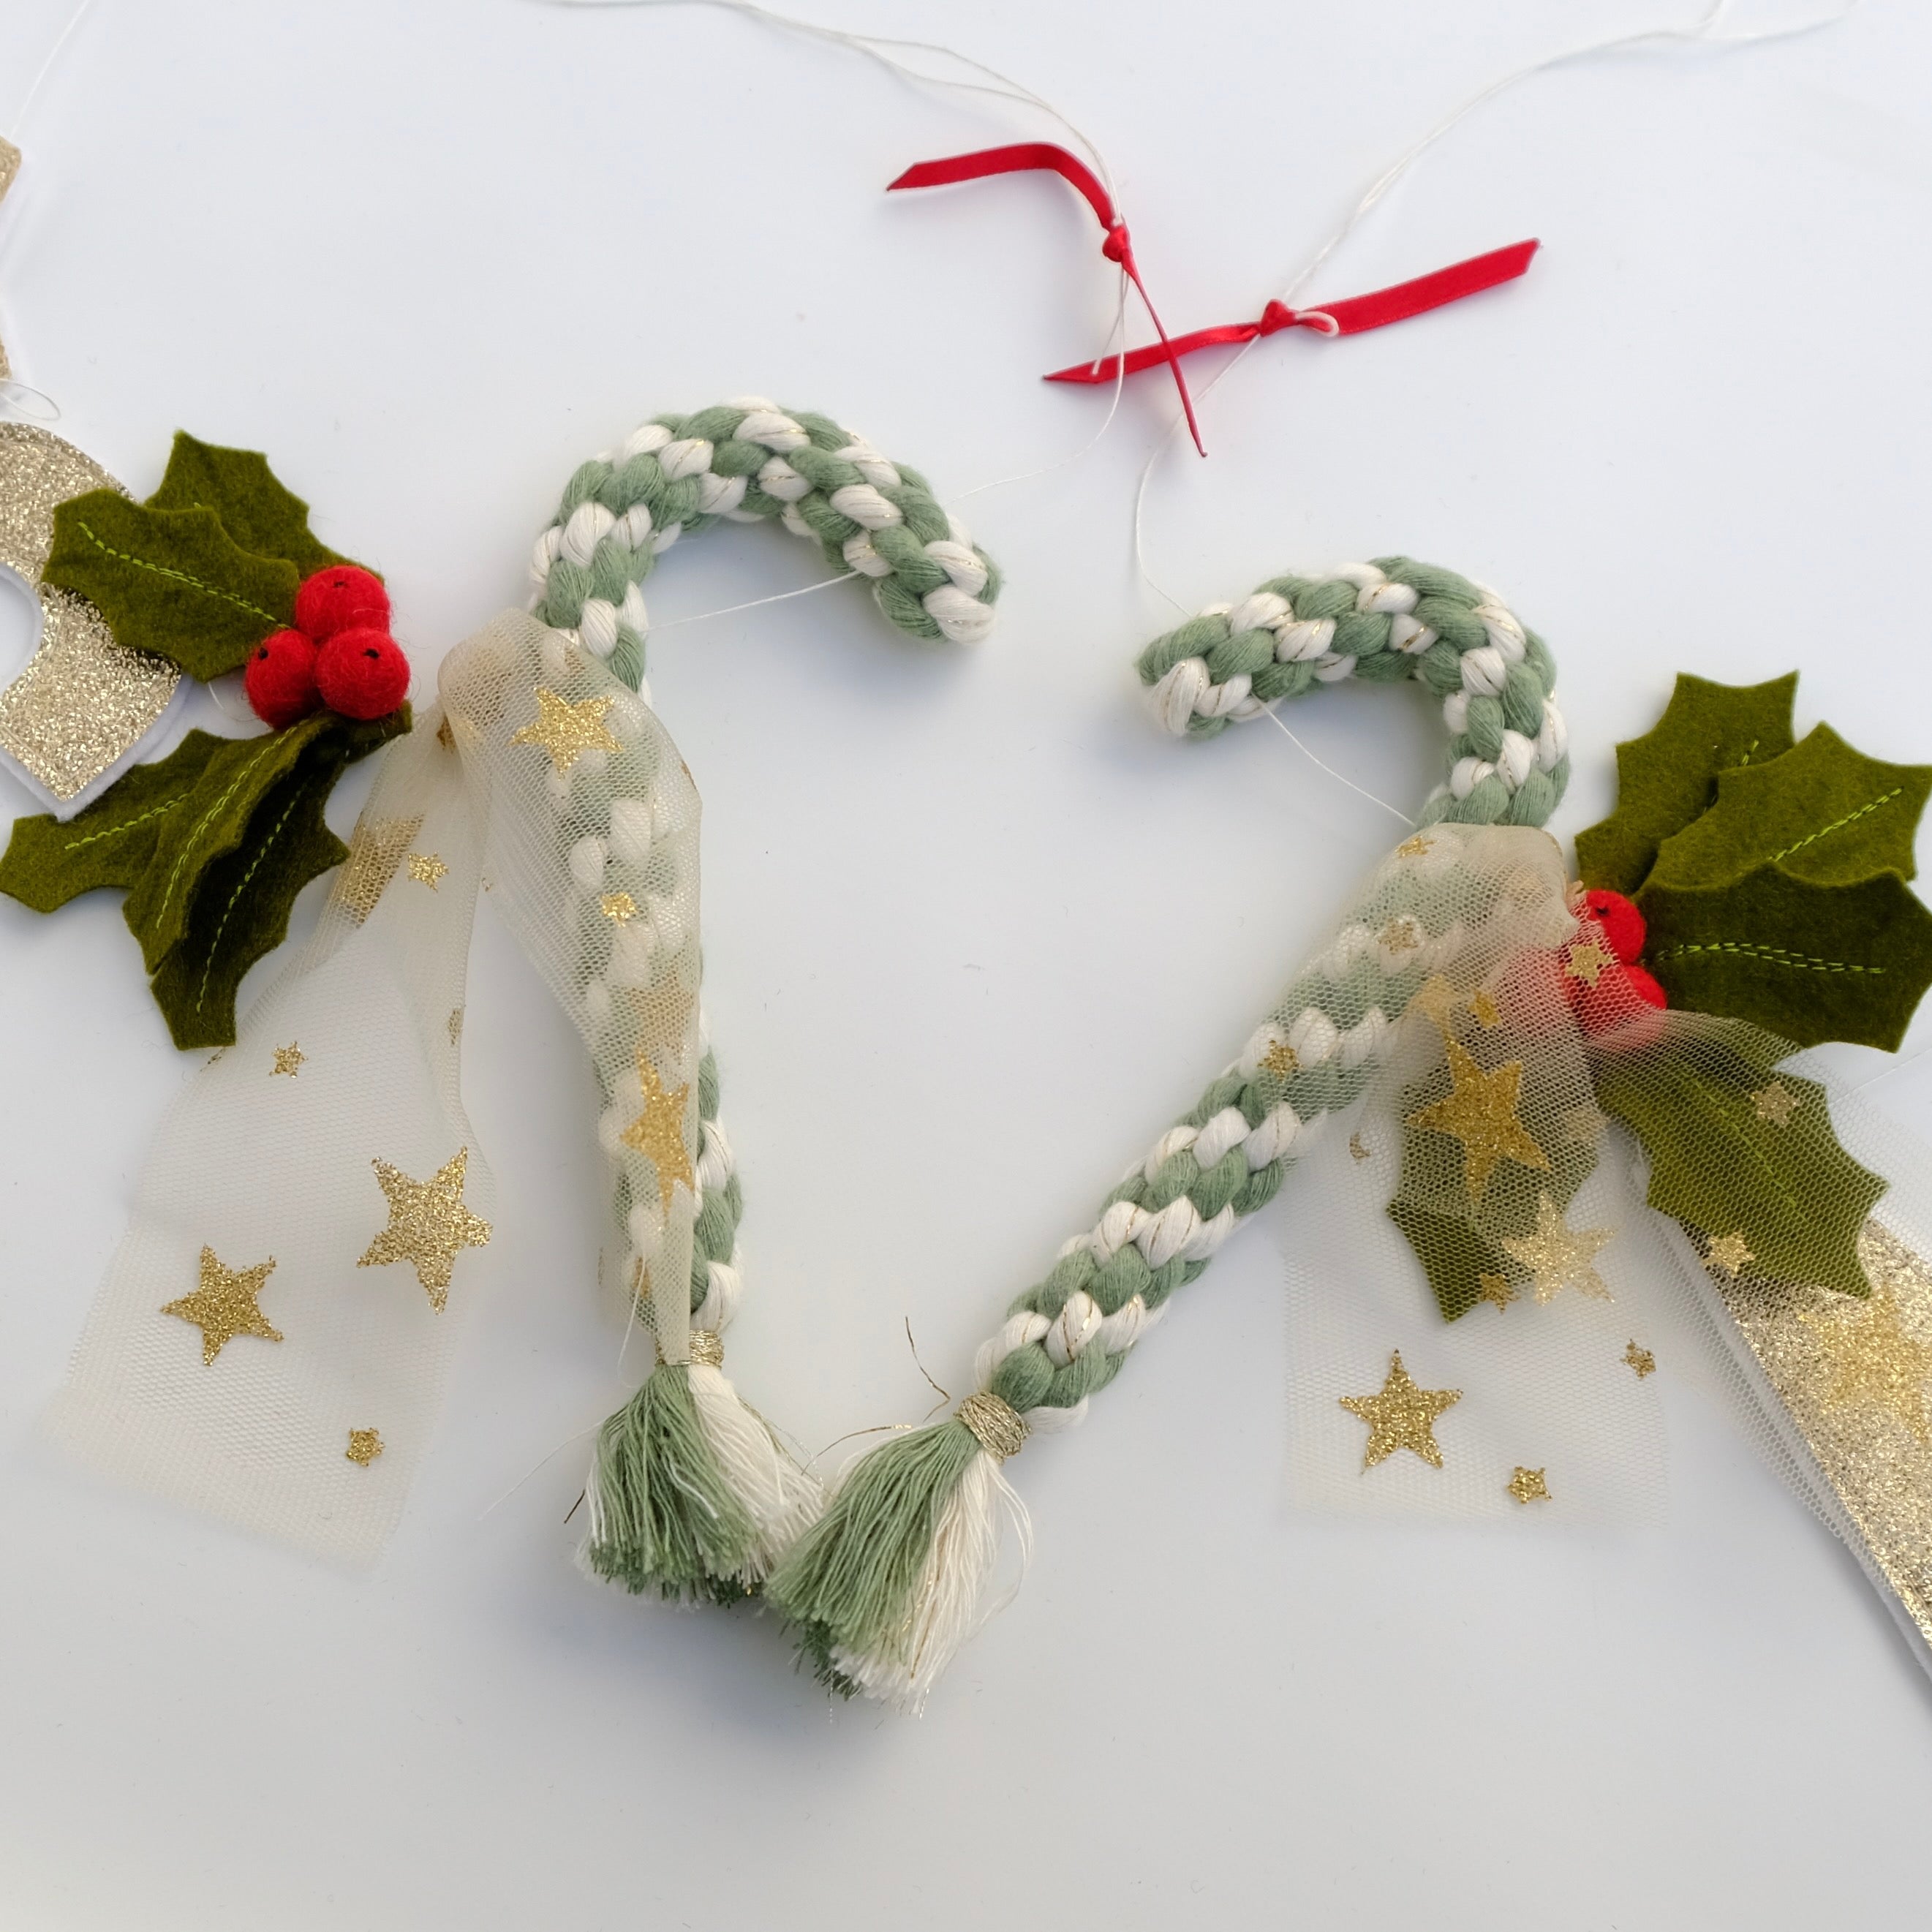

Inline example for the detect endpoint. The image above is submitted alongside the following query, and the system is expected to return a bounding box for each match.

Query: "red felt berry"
[294,564,390,643]
[314,627,410,720]
[1573,958,1669,1046]
[1579,888,1646,965]
[244,627,321,728]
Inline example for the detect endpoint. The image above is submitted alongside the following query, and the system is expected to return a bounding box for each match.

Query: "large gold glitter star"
[1404,1037,1549,1199]
[1800,1283,1932,1445]
[510,687,621,774]
[357,1149,492,1311]
[162,1246,282,1365]
[271,1042,306,1077]
[1502,1194,1613,1302]
[1339,1351,1462,1470]
[1705,1230,1755,1278]
[1507,1465,1552,1505]
[619,1049,695,1218]
[1751,1081,1800,1127]
[332,815,423,924]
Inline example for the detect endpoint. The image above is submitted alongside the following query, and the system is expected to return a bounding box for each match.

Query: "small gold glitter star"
[357,1149,492,1311]
[346,1427,385,1466]
[1470,989,1501,1027]
[1339,1351,1462,1470]
[1379,915,1423,956]
[1705,1230,1755,1278]
[1751,1081,1800,1127]
[600,891,638,923]
[162,1247,282,1365]
[1349,1131,1372,1163]
[1405,1038,1550,1199]
[271,1043,306,1078]
[1479,1272,1517,1310]
[1503,1194,1613,1302]
[1800,1283,1932,1444]
[510,687,621,773]
[619,1049,695,1218]
[332,815,423,924]
[448,1007,464,1046]
[1624,1340,1657,1378]
[1396,834,1434,859]
[407,850,448,889]
[1507,1465,1552,1505]
[1563,937,1613,987]
[1261,1039,1299,1081]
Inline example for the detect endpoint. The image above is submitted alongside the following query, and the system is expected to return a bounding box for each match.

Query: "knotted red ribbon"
[889,143,1208,454]
[1044,238,1542,385]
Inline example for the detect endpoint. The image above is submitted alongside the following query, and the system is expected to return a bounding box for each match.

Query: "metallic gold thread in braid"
[956,1389,1028,1460]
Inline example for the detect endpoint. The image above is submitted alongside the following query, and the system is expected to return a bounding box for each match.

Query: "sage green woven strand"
[531,401,1002,693]
[1136,556,1569,829]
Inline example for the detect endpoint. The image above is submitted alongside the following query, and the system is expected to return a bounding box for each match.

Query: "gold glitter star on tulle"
[1503,1194,1613,1302]
[1508,1466,1552,1504]
[1404,1037,1549,1199]
[1479,1272,1517,1310]
[1625,1340,1657,1378]
[510,687,620,774]
[346,1428,384,1466]
[1564,937,1612,987]
[271,1043,305,1077]
[1752,1081,1800,1127]
[358,1149,491,1311]
[1340,1351,1461,1470]
[407,850,448,889]
[1261,1040,1299,1080]
[1396,834,1433,859]
[1800,1283,1932,1444]
[1705,1230,1754,1278]
[619,1049,695,1218]
[162,1246,282,1365]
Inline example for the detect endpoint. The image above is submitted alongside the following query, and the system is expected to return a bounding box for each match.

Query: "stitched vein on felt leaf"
[1665,1060,1811,1227]
[1767,788,1906,867]
[1652,939,1881,976]
[195,781,310,1014]
[154,736,289,930]
[71,516,284,629]
[61,793,186,852]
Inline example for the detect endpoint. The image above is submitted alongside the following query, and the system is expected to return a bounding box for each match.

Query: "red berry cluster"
[1567,888,1667,1038]
[243,566,411,729]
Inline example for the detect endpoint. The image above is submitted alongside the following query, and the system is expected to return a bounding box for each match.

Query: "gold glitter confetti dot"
[407,851,448,889]
[346,1428,385,1467]
[620,1051,695,1218]
[1261,1040,1299,1081]
[1751,1081,1800,1127]
[1563,937,1612,987]
[510,687,621,774]
[600,891,638,924]
[271,1043,306,1078]
[1379,915,1423,956]
[1508,1466,1552,1505]
[1340,1352,1461,1470]
[1705,1230,1755,1278]
[1625,1340,1657,1378]
[1479,1272,1517,1310]
[357,1149,492,1312]
[1404,1038,1549,1200]
[1503,1195,1613,1303]
[162,1247,282,1365]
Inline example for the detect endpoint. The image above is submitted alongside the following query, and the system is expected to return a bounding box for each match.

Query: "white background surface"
[4,1,1932,1926]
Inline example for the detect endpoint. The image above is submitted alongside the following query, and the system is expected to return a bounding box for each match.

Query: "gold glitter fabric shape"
[1624,1340,1657,1378]
[447,1007,464,1046]
[1705,1230,1755,1278]
[1479,1272,1517,1310]
[1502,1195,1613,1303]
[1348,1131,1372,1163]
[1404,1036,1550,1200]
[0,425,181,804]
[1800,1279,1932,1445]
[600,890,638,923]
[510,687,621,774]
[162,1247,282,1365]
[406,850,448,889]
[345,1428,385,1467]
[271,1043,306,1077]
[1470,989,1502,1027]
[1340,1351,1462,1470]
[1563,937,1612,987]
[619,1049,695,1218]
[332,815,423,923]
[1379,915,1423,956]
[1261,1040,1299,1081]
[1507,1466,1552,1505]
[357,1149,491,1311]
[1395,833,1433,858]
[1751,1081,1800,1127]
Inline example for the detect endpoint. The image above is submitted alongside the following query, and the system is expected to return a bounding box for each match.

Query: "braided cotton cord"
[529,397,1002,694]
[1136,557,1569,829]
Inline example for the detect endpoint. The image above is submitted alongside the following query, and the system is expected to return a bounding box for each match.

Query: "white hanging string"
[11,0,97,140]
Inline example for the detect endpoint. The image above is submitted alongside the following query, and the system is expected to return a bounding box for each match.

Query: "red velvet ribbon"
[889,143,1208,454]
[1044,238,1541,385]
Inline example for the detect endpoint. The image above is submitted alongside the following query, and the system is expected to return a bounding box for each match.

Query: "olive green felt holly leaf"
[146,432,350,580]
[1575,672,1797,896]
[0,731,224,911]
[42,489,298,680]
[1593,1032,1884,1297]
[1645,724,1932,891]
[1639,864,1932,1052]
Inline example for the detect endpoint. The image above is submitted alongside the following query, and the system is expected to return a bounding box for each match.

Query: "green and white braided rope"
[767,559,1566,1708]
[519,401,1001,1602]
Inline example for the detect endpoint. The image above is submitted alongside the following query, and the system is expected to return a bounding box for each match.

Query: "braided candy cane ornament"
[520,401,1002,1601]
[767,559,1569,1707]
